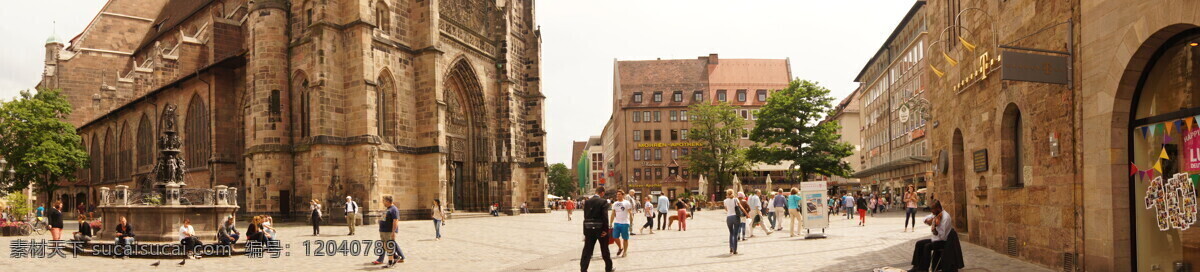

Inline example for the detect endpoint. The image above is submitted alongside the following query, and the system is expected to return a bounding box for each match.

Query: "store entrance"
[1128,29,1200,270]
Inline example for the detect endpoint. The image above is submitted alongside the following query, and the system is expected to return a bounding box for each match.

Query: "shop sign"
[628,184,662,188]
[973,149,988,172]
[1001,51,1068,84]
[1186,128,1200,171]
[636,142,704,148]
[911,128,926,139]
[954,52,1002,93]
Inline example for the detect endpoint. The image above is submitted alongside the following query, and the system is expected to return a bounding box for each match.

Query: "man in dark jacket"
[580,186,613,272]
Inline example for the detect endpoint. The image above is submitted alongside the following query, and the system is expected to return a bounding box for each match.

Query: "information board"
[801,181,829,231]
[973,149,989,172]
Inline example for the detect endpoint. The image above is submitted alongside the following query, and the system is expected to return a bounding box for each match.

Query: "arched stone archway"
[444,58,492,212]
[952,129,968,233]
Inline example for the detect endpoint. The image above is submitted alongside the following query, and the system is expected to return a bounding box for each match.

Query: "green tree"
[546,163,576,197]
[686,102,750,194]
[748,79,855,181]
[0,89,89,200]
[4,192,31,220]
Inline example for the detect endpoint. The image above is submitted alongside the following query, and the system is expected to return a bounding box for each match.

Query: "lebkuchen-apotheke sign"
[973,149,989,173]
[1001,51,1069,84]
[636,142,705,148]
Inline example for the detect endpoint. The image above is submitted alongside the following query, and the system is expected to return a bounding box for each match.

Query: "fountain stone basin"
[97,204,239,242]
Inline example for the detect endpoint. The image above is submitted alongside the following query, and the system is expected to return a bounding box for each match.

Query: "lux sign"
[954,52,1001,93]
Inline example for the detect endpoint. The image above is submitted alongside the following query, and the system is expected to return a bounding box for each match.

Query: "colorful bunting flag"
[1167,121,1175,135]
[1142,126,1150,139]
[1161,149,1171,160]
[1131,163,1139,176]
[1188,117,1196,131]
[1153,160,1163,173]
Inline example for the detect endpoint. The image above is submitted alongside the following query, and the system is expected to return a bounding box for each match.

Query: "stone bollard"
[115,185,129,205]
[229,187,238,206]
[166,184,181,205]
[215,185,229,205]
[99,187,110,206]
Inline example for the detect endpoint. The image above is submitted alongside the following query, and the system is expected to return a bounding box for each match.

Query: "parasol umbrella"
[764,174,773,192]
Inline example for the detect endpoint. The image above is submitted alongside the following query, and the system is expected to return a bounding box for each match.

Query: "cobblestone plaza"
[1,210,1049,271]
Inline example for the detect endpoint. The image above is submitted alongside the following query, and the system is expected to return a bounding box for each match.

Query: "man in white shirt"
[179,218,202,259]
[656,194,670,230]
[345,196,359,235]
[610,189,634,258]
[909,200,953,272]
[746,189,772,237]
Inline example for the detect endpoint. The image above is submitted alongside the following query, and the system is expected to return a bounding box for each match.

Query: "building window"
[670,129,678,141]
[644,130,651,141]
[680,110,688,121]
[632,111,641,122]
[751,109,758,120]
[654,149,662,160]
[671,148,678,159]
[634,169,641,179]
[737,90,747,102]
[185,95,210,168]
[375,1,390,34]
[693,91,703,102]
[633,92,643,103]
[377,74,397,144]
[669,111,678,121]
[681,148,690,156]
[1002,103,1024,188]
[717,90,727,101]
[681,129,688,140]
[741,128,749,139]
[633,130,641,141]
[643,111,651,122]
[757,90,767,102]
[654,111,661,122]
[655,168,663,179]
[653,91,662,102]
[673,91,683,102]
[682,169,689,177]
[634,149,642,160]
[103,129,115,182]
[654,130,662,141]
[119,122,131,179]
[740,110,748,120]
[136,113,154,167]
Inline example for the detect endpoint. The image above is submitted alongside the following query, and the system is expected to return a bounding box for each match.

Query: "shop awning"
[749,160,794,172]
[851,156,932,178]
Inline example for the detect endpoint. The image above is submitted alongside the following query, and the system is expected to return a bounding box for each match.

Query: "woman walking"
[856,192,869,226]
[311,199,323,235]
[431,199,446,240]
[723,189,746,255]
[639,196,655,234]
[903,185,918,232]
[48,201,64,240]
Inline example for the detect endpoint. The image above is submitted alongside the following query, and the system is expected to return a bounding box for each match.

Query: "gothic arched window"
[137,113,154,167]
[119,122,132,179]
[377,71,397,144]
[185,95,210,169]
[375,1,390,34]
[90,134,100,183]
[103,128,116,182]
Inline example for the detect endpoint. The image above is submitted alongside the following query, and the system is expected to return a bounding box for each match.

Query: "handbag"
[607,228,616,244]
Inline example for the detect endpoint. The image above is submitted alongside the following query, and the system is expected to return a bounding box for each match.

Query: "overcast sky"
[0,0,919,166]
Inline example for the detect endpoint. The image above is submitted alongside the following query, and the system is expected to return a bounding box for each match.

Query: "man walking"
[345,196,359,235]
[772,188,787,231]
[610,190,633,257]
[580,186,613,272]
[746,189,772,237]
[380,196,403,268]
[843,193,856,219]
[656,194,669,230]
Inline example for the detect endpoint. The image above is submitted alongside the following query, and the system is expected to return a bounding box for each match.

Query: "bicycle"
[21,215,45,235]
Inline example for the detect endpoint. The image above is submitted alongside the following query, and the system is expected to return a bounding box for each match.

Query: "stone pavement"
[0,209,1052,271]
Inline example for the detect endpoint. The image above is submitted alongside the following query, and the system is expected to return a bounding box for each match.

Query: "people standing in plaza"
[113,216,134,258]
[746,189,772,237]
[310,199,322,235]
[580,186,613,272]
[787,187,804,237]
[379,196,405,267]
[773,188,786,231]
[857,192,869,226]
[432,199,445,241]
[908,200,954,272]
[828,196,838,216]
[723,189,746,255]
[869,195,877,217]
[609,190,633,257]
[565,197,576,221]
[345,196,359,235]
[218,215,240,245]
[672,197,689,231]
[842,193,856,219]
[521,202,529,214]
[179,218,202,259]
[247,216,268,243]
[48,200,64,240]
[904,185,918,232]
[656,194,669,230]
[639,196,655,234]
